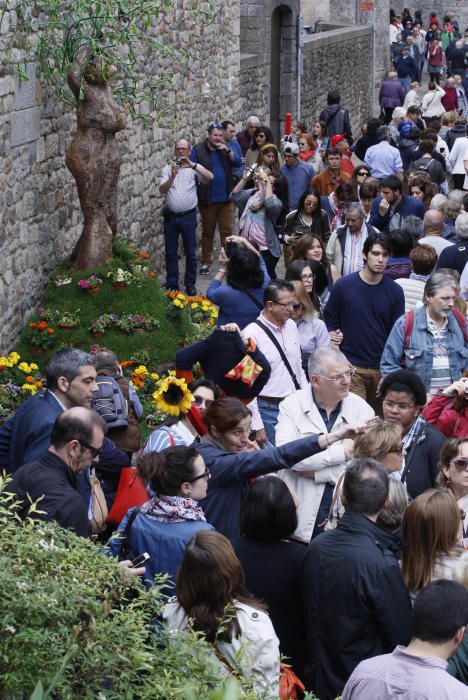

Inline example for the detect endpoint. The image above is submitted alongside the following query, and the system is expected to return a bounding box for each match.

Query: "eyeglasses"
[256,133,266,139]
[188,468,211,483]
[193,395,213,408]
[304,200,318,207]
[451,459,468,472]
[78,440,101,458]
[291,303,302,311]
[316,368,356,382]
[383,400,416,411]
[298,142,307,146]
[389,445,404,454]
[301,273,314,281]
[272,300,297,309]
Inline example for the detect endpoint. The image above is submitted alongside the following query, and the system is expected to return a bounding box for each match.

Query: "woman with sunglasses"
[283,188,331,246]
[297,132,322,172]
[439,438,468,547]
[290,234,341,304]
[105,445,214,591]
[144,378,217,453]
[349,165,371,199]
[289,280,330,372]
[245,126,276,169]
[380,369,447,500]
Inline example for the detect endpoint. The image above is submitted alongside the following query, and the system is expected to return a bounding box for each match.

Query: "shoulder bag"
[254,319,301,390]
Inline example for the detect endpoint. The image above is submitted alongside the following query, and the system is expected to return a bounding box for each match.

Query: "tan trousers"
[198,201,234,265]
[350,366,383,416]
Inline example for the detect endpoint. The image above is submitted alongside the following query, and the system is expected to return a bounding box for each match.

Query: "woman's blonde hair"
[410,81,419,89]
[353,418,403,460]
[401,489,461,592]
[291,280,315,319]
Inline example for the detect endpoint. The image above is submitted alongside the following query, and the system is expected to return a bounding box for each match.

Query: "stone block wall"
[0,1,240,351]
[301,25,374,136]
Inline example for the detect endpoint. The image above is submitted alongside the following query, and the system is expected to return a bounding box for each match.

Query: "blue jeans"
[398,77,410,94]
[163,210,197,289]
[257,399,280,446]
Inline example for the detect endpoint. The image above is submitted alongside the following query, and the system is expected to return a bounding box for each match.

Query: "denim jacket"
[380,305,468,390]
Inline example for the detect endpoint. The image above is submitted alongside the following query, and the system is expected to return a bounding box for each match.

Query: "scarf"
[409,272,429,283]
[239,182,266,234]
[299,149,315,162]
[141,493,206,523]
[328,193,343,231]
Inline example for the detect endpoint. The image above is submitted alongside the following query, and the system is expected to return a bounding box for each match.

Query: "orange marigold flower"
[29,322,37,328]
[47,328,55,334]
[148,272,156,278]
[25,375,35,383]
[35,380,43,387]
[37,321,48,330]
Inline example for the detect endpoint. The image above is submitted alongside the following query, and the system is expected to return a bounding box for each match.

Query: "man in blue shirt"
[324,232,405,413]
[364,126,404,180]
[369,175,425,233]
[191,123,242,275]
[280,142,315,212]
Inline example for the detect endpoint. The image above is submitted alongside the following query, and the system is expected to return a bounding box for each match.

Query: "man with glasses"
[326,202,378,277]
[159,138,213,295]
[8,407,106,537]
[243,280,308,445]
[191,122,242,275]
[276,346,374,543]
[325,233,405,413]
[311,147,351,196]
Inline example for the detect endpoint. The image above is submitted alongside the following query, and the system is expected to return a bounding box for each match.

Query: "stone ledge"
[302,24,372,52]
[240,53,260,70]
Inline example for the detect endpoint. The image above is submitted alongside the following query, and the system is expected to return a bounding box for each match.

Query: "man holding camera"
[159,138,213,295]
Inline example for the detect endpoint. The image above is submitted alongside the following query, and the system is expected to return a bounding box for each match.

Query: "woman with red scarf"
[297,132,322,172]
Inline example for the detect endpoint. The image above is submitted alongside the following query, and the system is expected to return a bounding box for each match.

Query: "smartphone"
[131,552,151,568]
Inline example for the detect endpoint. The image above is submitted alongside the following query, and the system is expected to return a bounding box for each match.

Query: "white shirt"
[448,136,468,175]
[418,235,454,257]
[159,165,201,213]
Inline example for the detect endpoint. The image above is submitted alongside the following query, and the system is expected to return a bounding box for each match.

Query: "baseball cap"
[330,133,346,147]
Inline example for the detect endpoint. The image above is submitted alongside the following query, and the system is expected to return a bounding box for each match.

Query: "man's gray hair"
[430,193,448,211]
[403,215,424,240]
[308,346,348,377]
[376,125,390,142]
[246,115,260,125]
[344,201,365,219]
[449,190,466,206]
[46,349,94,391]
[456,212,468,240]
[424,270,459,304]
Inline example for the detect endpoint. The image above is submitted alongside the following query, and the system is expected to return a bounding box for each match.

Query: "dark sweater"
[324,272,405,368]
[9,451,89,537]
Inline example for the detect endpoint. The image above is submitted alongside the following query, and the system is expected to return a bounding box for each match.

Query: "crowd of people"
[4,6,468,700]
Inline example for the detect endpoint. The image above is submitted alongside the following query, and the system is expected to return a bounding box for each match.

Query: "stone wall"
[0,1,240,351]
[300,25,374,136]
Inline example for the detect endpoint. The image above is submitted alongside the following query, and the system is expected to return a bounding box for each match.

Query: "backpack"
[91,375,128,429]
[402,308,468,365]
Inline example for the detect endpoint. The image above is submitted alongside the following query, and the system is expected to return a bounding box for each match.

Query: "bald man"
[419,209,454,256]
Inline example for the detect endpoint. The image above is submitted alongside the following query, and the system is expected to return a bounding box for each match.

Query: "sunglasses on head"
[208,122,223,131]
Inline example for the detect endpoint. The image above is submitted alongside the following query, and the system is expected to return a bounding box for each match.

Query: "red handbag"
[107,467,149,527]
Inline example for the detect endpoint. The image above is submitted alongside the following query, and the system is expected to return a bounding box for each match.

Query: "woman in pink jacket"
[422,374,468,438]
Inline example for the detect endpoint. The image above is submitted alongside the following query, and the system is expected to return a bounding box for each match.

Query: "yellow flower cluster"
[21,383,38,395]
[172,299,184,309]
[18,361,39,373]
[133,365,149,376]
[150,372,159,380]
[0,352,20,368]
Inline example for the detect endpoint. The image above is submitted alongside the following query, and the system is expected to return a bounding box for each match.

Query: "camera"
[175,158,182,166]
[226,241,236,258]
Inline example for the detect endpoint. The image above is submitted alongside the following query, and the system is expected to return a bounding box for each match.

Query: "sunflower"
[152,377,194,416]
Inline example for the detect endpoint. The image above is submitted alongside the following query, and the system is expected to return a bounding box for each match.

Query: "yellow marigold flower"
[150,373,160,380]
[9,352,20,365]
[30,363,39,370]
[22,383,38,395]
[169,370,176,376]
[191,303,198,309]
[18,362,31,373]
[176,293,185,300]
[133,365,148,376]
[0,356,9,366]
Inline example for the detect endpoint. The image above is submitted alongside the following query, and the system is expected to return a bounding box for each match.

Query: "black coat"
[232,536,307,677]
[302,511,412,700]
[9,451,89,537]
[403,420,447,500]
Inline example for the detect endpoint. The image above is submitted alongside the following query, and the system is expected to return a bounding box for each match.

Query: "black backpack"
[91,375,128,429]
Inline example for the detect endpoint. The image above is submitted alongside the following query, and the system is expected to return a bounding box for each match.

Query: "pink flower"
[78,280,90,289]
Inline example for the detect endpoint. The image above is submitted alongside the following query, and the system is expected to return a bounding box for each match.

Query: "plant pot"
[59,325,76,332]
[87,286,100,295]
[112,282,128,291]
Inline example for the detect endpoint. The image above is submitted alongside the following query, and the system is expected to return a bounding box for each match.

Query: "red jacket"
[442,87,458,112]
[422,393,468,438]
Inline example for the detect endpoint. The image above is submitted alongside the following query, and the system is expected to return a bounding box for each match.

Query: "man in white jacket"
[276,346,374,543]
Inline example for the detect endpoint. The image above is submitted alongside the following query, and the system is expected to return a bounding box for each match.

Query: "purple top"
[342,646,468,700]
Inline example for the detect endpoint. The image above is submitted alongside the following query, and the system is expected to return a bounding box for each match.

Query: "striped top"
[427,314,452,395]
